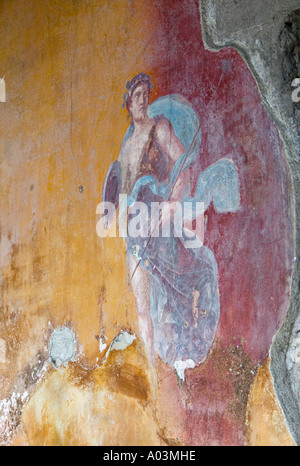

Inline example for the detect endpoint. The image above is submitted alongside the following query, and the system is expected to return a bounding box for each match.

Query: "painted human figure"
[103,73,240,378]
[119,73,190,365]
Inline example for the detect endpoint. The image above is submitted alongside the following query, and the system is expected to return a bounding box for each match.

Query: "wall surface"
[199,0,300,445]
[0,0,298,446]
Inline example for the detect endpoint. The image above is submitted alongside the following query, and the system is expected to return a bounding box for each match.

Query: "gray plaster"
[49,327,76,368]
[199,0,300,445]
[102,331,136,363]
[109,331,136,352]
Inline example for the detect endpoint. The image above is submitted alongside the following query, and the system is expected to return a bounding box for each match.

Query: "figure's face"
[129,83,149,122]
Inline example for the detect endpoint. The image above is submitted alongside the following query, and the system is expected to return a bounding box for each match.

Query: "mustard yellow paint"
[20,340,161,446]
[246,358,296,446]
[0,0,159,379]
[0,0,162,445]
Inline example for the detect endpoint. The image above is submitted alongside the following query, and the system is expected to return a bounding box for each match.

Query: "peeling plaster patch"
[23,352,50,391]
[3,354,50,444]
[49,327,76,368]
[0,391,29,444]
[109,332,136,352]
[0,351,52,444]
[99,335,108,354]
[174,359,196,381]
[102,331,136,363]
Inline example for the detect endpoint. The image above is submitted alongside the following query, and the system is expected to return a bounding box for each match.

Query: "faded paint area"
[246,358,296,446]
[0,0,294,446]
[20,341,161,446]
[0,391,29,444]
[0,339,6,364]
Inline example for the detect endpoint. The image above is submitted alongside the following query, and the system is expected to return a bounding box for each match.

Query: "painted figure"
[102,73,240,377]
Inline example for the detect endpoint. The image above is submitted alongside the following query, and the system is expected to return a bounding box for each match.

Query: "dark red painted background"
[150,0,293,445]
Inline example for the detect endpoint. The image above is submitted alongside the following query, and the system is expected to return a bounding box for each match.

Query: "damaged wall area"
[0,0,298,446]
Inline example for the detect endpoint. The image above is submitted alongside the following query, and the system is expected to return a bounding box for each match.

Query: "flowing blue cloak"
[116,95,240,367]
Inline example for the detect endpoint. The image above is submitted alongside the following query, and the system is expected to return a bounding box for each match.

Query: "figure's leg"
[128,254,155,366]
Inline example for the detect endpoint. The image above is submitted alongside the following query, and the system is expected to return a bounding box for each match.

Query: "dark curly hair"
[122,73,153,111]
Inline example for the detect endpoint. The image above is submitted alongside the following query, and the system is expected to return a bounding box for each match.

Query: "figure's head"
[123,73,153,122]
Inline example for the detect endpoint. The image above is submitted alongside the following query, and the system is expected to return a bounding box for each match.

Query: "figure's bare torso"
[120,117,171,194]
[120,119,155,189]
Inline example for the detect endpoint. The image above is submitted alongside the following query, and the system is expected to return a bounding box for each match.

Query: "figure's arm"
[155,117,190,201]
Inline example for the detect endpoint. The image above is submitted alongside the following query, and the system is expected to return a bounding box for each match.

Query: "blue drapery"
[117,95,240,367]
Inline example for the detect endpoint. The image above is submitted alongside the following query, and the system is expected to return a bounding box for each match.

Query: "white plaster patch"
[109,331,136,352]
[99,336,108,354]
[101,331,136,363]
[174,359,196,381]
[0,391,29,444]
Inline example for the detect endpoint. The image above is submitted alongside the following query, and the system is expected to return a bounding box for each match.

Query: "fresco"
[100,73,240,375]
[0,0,295,446]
